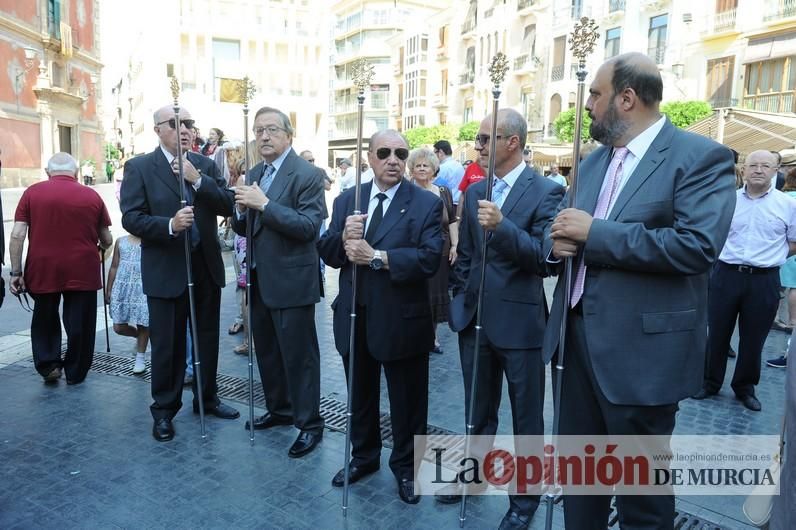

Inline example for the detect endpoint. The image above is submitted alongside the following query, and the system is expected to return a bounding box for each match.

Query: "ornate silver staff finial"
[569,17,600,69]
[237,76,257,108]
[488,52,509,89]
[352,58,375,96]
[169,76,181,105]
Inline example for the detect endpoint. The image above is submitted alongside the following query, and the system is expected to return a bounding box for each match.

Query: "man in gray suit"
[545,53,736,527]
[441,109,564,530]
[233,107,325,458]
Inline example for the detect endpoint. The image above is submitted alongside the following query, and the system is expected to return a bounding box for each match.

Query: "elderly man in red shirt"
[9,152,113,384]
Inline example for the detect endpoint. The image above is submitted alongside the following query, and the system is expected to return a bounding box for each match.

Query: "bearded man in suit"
[121,105,239,442]
[545,52,736,528]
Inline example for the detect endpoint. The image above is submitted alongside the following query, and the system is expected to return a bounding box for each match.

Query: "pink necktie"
[570,147,629,307]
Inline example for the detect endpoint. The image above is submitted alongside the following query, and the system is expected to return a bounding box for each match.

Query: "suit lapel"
[152,148,181,199]
[370,179,411,246]
[577,148,611,214]
[608,121,673,220]
[501,167,533,215]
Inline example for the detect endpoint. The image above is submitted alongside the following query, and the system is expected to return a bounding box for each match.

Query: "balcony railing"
[763,0,796,21]
[518,0,536,9]
[703,8,737,33]
[648,45,666,65]
[609,0,626,12]
[514,54,538,71]
[459,70,475,85]
[742,92,795,113]
[462,17,476,34]
[551,64,564,81]
[709,97,738,108]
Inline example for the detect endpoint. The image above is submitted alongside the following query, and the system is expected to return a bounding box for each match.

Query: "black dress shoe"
[245,412,293,431]
[194,402,240,419]
[331,463,380,487]
[397,478,420,504]
[739,394,762,411]
[152,419,174,442]
[288,431,322,458]
[434,482,488,504]
[691,388,717,400]
[497,510,531,530]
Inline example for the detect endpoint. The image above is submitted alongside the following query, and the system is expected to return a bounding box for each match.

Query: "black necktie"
[365,193,387,243]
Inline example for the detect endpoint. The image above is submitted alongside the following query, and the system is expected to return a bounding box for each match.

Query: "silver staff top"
[569,17,600,64]
[352,58,375,94]
[237,76,257,107]
[488,52,509,89]
[169,76,180,105]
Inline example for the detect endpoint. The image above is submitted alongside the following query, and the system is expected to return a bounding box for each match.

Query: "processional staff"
[342,57,375,518]
[459,51,509,528]
[543,17,599,530]
[170,76,208,438]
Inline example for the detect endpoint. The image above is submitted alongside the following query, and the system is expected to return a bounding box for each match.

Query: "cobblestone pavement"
[0,183,788,529]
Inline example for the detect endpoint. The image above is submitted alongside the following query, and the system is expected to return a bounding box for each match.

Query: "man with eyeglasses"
[695,149,796,412]
[231,107,326,458]
[432,140,465,205]
[318,129,443,505]
[9,153,112,384]
[121,105,239,442]
[442,108,564,529]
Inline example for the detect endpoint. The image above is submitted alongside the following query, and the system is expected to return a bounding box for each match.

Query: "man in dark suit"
[121,105,239,442]
[440,109,563,530]
[545,53,736,528]
[318,130,443,504]
[232,107,325,458]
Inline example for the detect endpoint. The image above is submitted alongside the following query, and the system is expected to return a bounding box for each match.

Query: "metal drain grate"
[607,500,726,529]
[84,352,458,448]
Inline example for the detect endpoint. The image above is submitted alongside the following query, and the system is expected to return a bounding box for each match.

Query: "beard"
[589,101,629,145]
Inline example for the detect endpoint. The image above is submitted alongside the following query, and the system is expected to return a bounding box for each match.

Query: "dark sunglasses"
[156,118,196,130]
[375,147,409,161]
[474,134,504,146]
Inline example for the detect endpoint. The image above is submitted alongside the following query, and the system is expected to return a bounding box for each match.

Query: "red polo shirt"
[15,174,112,294]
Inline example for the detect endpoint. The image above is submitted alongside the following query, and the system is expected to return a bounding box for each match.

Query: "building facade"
[0,0,103,187]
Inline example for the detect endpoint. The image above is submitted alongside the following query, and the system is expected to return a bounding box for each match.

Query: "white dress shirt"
[491,160,526,208]
[364,180,400,235]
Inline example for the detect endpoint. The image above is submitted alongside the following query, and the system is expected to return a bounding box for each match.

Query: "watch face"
[370,257,383,270]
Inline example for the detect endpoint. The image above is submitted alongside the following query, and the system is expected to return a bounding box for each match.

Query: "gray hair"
[46,152,78,174]
[253,106,295,136]
[407,147,439,176]
[497,108,527,144]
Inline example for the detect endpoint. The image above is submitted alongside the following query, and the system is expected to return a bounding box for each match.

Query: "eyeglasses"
[156,118,195,130]
[374,147,409,161]
[254,125,287,137]
[474,134,504,146]
[745,163,777,171]
[307,159,315,163]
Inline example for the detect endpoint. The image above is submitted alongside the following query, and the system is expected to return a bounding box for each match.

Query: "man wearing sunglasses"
[9,153,113,384]
[442,109,564,529]
[318,130,443,505]
[121,105,239,442]
[231,107,326,458]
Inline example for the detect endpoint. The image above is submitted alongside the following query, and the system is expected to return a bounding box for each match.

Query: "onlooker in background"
[105,158,115,183]
[408,147,458,354]
[772,151,785,190]
[695,150,796,411]
[458,157,486,195]
[432,140,465,205]
[202,128,228,178]
[338,158,355,192]
[107,233,149,373]
[769,165,796,369]
[522,148,532,166]
[231,233,248,355]
[546,163,567,187]
[191,127,204,153]
[9,153,113,384]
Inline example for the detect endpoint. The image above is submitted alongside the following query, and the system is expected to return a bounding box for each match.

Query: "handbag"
[743,417,786,527]
[0,276,5,308]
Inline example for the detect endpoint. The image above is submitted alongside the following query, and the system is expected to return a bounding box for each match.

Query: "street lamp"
[14,47,38,89]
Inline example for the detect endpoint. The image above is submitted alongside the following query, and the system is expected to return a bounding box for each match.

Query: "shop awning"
[686,108,796,156]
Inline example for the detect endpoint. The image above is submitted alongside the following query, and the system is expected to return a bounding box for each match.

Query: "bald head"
[370,129,408,148]
[604,52,663,108]
[46,152,78,175]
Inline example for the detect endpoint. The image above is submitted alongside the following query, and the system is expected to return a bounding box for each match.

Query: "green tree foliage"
[553,108,592,143]
[403,124,460,149]
[660,101,713,129]
[104,142,122,160]
[457,121,480,142]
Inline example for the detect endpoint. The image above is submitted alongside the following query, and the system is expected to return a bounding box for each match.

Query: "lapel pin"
[400,208,406,214]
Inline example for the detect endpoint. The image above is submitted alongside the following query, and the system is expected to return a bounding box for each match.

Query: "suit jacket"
[542,119,736,406]
[232,149,325,308]
[449,166,564,349]
[121,148,233,298]
[318,179,443,362]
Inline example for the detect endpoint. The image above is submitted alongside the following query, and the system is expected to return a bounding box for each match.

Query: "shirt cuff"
[192,175,202,191]
[545,248,561,264]
[169,218,175,236]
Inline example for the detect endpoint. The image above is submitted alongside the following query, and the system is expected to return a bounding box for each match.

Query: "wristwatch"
[369,250,384,271]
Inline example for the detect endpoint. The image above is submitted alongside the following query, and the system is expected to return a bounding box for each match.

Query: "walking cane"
[342,58,375,518]
[236,77,257,445]
[101,247,110,352]
[170,77,207,438]
[458,52,509,528]
[543,18,599,530]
